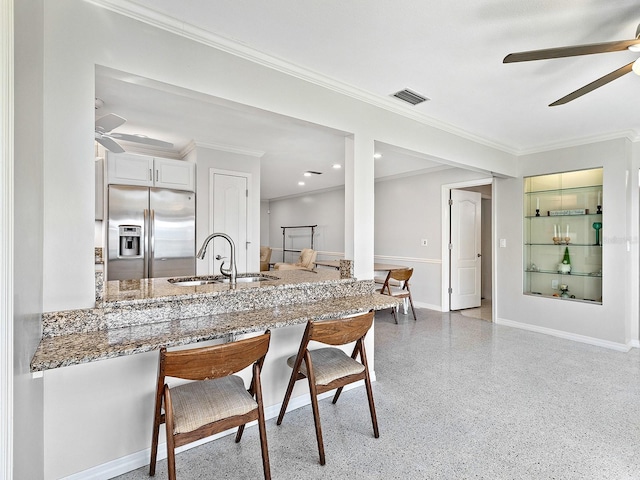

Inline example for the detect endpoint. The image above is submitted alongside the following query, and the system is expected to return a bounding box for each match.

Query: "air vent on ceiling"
[392,89,429,106]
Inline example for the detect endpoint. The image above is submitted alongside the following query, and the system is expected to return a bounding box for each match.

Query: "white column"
[0,0,14,477]
[344,135,375,280]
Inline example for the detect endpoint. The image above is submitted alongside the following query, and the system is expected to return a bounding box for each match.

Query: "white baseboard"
[496,317,632,352]
[629,339,640,349]
[61,375,374,480]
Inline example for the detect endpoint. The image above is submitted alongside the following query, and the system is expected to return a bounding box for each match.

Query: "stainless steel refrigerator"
[107,185,196,281]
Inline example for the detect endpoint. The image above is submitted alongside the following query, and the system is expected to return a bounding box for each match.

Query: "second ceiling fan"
[504,24,640,106]
[95,102,173,153]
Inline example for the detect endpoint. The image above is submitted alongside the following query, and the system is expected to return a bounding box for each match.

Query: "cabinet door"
[154,158,195,191]
[106,153,153,186]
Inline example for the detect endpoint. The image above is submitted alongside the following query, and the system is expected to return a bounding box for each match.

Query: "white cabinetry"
[153,157,195,190]
[107,152,195,191]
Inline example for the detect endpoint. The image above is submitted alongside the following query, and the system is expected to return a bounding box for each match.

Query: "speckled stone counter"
[31,269,398,371]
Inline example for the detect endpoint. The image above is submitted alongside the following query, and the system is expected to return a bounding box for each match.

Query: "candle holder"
[592,222,602,246]
[596,205,602,214]
[563,237,571,245]
[535,209,540,217]
[552,236,561,245]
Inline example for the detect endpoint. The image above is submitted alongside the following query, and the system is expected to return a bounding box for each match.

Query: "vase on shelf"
[593,222,602,246]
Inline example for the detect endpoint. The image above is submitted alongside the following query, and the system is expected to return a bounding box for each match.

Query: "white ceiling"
[95,0,640,198]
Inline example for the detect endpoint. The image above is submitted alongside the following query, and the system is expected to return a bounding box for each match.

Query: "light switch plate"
[499,238,506,248]
[552,280,559,289]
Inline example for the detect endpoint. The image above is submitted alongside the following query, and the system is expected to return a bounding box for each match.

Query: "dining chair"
[149,332,272,480]
[377,268,417,323]
[276,311,378,465]
[259,246,272,271]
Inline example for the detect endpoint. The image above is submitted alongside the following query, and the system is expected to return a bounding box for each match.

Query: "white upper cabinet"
[107,153,195,191]
[153,157,195,191]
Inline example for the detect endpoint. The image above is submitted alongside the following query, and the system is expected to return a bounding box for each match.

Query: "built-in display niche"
[524,168,602,304]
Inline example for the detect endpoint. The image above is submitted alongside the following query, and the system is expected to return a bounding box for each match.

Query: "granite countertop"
[31,269,399,372]
[100,269,346,306]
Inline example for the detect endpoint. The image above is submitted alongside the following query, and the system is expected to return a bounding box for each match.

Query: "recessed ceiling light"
[373,153,383,160]
[332,164,342,169]
[298,181,305,186]
[303,172,312,177]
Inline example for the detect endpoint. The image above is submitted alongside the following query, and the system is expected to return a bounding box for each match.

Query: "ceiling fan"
[95,111,173,153]
[504,24,640,106]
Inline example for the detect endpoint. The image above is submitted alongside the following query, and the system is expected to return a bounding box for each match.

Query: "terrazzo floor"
[115,307,640,479]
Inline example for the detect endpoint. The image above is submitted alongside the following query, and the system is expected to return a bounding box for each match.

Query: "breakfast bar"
[31,269,398,371]
[31,268,399,477]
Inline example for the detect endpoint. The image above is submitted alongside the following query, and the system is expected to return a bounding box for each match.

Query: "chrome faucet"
[197,233,237,285]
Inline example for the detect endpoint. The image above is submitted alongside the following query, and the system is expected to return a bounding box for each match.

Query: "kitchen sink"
[168,276,220,286]
[169,279,219,286]
[216,274,278,283]
[168,274,277,286]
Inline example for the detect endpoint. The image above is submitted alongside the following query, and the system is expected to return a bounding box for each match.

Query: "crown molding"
[86,0,520,155]
[87,0,640,159]
[513,130,639,156]
[182,140,265,159]
[265,183,345,203]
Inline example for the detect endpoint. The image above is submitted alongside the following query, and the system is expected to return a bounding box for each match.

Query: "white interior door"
[450,189,482,310]
[211,171,248,274]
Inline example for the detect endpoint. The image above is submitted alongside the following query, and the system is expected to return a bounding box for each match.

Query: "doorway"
[441,178,494,321]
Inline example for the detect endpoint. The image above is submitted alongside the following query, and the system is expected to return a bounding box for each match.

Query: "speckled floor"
[115,307,640,480]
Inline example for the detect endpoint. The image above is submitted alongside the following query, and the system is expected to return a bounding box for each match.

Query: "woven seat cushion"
[169,375,257,434]
[287,347,365,386]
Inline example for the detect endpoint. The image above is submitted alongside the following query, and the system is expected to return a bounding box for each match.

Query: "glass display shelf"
[523,168,602,304]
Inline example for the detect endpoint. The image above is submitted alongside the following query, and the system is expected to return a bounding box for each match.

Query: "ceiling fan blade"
[549,61,634,106]
[95,113,126,133]
[504,39,640,63]
[95,133,125,153]
[109,132,173,148]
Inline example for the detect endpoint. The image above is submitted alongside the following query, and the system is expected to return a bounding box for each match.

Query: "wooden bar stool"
[276,311,378,465]
[149,331,272,480]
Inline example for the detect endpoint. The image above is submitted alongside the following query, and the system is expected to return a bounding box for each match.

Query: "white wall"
[260,200,270,247]
[375,167,491,309]
[496,138,634,348]
[268,188,346,263]
[13,0,45,478]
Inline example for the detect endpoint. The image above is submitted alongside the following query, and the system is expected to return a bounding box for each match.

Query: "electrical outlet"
[552,280,559,290]
[421,239,428,246]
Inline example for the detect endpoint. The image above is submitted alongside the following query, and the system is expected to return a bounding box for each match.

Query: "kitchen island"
[32,269,397,371]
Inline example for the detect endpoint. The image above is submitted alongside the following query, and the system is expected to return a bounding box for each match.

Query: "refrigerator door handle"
[149,209,156,278]
[143,209,149,278]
